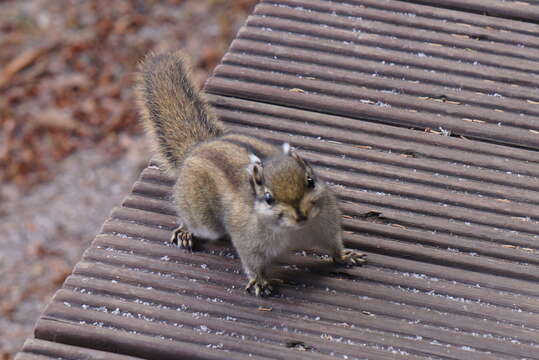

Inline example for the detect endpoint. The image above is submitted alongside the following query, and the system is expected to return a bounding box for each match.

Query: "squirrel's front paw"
[171,224,194,251]
[245,276,274,297]
[334,249,367,266]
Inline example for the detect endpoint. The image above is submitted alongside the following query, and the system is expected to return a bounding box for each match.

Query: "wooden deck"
[17,1,539,359]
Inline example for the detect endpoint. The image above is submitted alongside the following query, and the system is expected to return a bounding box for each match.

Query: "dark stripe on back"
[196,148,242,189]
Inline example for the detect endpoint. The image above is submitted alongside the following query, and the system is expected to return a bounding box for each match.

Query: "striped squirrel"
[136,50,366,296]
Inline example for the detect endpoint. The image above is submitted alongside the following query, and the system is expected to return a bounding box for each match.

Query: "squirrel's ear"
[248,153,262,165]
[248,164,264,186]
[282,142,291,155]
[290,150,310,170]
[247,155,264,186]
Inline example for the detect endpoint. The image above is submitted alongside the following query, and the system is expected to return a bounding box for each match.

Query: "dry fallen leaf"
[462,118,485,124]
[289,88,305,93]
[0,43,55,88]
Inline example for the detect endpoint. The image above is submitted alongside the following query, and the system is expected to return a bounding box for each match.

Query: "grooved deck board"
[26,0,539,359]
[15,339,143,360]
[32,98,539,359]
[405,0,539,23]
[206,0,539,150]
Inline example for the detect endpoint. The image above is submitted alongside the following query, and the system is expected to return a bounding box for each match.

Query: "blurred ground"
[0,0,257,357]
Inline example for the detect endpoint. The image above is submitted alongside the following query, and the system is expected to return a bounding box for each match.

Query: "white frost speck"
[439,127,451,136]
[199,325,210,333]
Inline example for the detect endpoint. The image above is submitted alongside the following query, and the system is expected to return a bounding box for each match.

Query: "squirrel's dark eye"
[306,176,315,189]
[264,192,274,205]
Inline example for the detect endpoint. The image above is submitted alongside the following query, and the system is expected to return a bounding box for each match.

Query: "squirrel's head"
[247,143,327,231]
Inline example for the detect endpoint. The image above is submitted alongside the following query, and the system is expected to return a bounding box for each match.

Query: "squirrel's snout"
[295,210,308,224]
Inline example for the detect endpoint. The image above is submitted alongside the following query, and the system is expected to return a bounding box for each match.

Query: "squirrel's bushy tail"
[136,51,225,171]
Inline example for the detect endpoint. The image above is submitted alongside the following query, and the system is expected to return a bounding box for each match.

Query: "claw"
[334,249,367,267]
[245,276,274,297]
[171,224,194,251]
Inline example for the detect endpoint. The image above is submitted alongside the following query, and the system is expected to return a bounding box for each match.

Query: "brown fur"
[136,51,225,171]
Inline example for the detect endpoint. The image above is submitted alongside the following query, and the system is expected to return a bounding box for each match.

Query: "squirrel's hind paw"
[334,249,367,266]
[171,224,194,251]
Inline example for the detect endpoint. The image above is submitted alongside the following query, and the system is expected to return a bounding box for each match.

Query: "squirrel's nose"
[295,210,308,223]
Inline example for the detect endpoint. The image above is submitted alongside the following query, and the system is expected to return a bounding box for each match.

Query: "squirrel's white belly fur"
[190,227,222,241]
